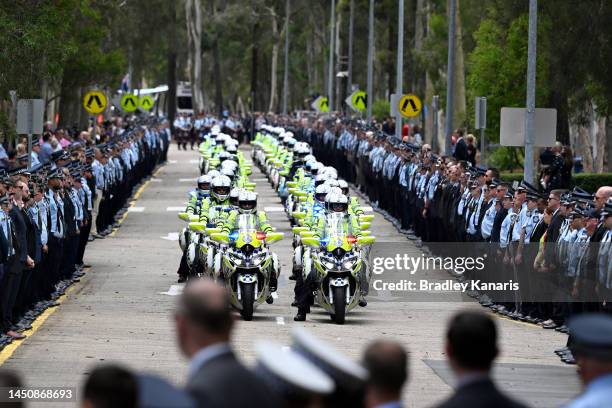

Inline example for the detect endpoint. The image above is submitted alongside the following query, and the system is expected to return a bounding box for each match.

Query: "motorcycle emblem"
[243,234,252,244]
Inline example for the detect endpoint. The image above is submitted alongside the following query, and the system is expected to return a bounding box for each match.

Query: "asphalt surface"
[0,146,582,407]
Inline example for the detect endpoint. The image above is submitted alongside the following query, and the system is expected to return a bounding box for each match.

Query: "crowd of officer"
[0,117,169,347]
[279,118,612,365]
[173,112,246,150]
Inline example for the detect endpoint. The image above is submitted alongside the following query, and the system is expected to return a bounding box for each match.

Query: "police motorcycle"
[186,175,234,278]
[207,192,284,320]
[177,175,212,279]
[298,193,375,324]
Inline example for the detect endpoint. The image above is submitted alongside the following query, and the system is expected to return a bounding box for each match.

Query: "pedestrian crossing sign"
[138,95,154,111]
[397,94,422,118]
[120,93,138,112]
[83,90,107,114]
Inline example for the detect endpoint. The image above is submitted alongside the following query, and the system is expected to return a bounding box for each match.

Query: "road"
[0,146,581,408]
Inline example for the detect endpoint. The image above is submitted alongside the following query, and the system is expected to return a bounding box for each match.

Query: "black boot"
[294,309,307,321]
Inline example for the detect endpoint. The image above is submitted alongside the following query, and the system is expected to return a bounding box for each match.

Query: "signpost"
[16,99,44,169]
[475,96,487,165]
[83,90,108,144]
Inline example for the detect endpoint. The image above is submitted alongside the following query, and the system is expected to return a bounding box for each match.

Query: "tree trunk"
[594,116,606,173]
[334,12,342,112]
[167,0,177,130]
[452,0,466,128]
[185,0,204,112]
[250,3,259,112]
[268,7,280,113]
[209,0,225,116]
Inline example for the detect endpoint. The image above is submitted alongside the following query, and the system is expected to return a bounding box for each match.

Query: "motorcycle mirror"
[189,215,199,222]
[359,222,371,230]
[265,232,284,244]
[293,211,306,219]
[357,236,376,246]
[301,237,320,247]
[188,222,207,233]
[209,232,230,243]
[178,212,189,221]
[359,214,374,222]
[292,226,309,234]
[361,230,372,237]
[299,231,315,238]
[205,227,222,235]
[286,181,298,188]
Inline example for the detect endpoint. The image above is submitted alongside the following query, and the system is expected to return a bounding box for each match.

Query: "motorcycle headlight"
[324,261,335,269]
[251,252,266,266]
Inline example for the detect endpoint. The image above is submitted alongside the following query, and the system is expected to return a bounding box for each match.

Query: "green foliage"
[490,146,524,172]
[372,99,390,121]
[466,14,550,144]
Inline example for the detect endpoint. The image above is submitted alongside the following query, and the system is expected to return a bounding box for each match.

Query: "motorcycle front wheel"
[240,282,255,321]
[332,286,347,325]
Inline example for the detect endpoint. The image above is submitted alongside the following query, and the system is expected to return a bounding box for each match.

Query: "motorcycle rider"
[198,175,232,227]
[221,191,278,291]
[186,175,212,216]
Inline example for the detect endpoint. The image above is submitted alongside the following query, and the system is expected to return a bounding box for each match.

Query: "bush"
[500,173,612,193]
[372,99,391,122]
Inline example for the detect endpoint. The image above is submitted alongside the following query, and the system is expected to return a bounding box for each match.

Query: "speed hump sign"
[83,90,107,115]
[120,93,138,112]
[397,94,422,118]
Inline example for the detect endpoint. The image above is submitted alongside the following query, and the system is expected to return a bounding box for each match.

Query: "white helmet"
[207,169,221,179]
[211,175,232,201]
[337,179,349,195]
[229,187,242,206]
[197,175,212,194]
[314,184,331,203]
[325,192,349,213]
[238,191,257,214]
[211,125,221,135]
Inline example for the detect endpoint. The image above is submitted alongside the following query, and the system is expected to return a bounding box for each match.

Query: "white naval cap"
[255,341,335,396]
[291,328,368,391]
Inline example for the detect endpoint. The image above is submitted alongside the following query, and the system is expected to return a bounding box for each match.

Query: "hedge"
[500,173,612,193]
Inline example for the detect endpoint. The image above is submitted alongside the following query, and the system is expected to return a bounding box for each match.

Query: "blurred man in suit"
[435,311,528,408]
[175,279,281,408]
[362,340,408,408]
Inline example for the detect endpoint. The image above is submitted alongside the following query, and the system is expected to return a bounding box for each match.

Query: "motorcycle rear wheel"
[332,286,347,325]
[240,282,255,321]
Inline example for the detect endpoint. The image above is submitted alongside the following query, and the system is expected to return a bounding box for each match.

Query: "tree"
[185,0,204,112]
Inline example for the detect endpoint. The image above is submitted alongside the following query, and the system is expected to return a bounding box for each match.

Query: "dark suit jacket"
[186,349,281,408]
[453,138,468,162]
[9,205,27,263]
[435,378,528,408]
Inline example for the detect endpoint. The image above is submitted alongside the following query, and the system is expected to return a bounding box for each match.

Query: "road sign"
[83,90,107,114]
[397,94,422,118]
[500,107,557,147]
[16,99,44,135]
[120,93,138,112]
[138,95,154,111]
[345,90,367,112]
[311,96,329,113]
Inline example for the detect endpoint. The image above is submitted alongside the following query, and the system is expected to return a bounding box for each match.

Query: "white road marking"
[253,178,268,182]
[166,206,185,212]
[169,160,177,164]
[189,159,199,164]
[161,232,180,241]
[271,292,279,299]
[362,206,373,212]
[159,284,184,296]
[264,206,285,212]
[150,178,162,183]
[128,207,145,212]
[275,317,285,325]
[179,178,196,182]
